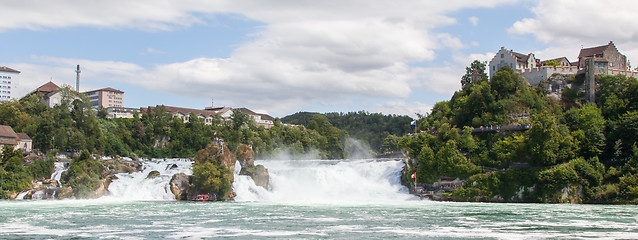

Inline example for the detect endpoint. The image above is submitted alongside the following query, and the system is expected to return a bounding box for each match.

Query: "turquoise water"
[4,159,637,239]
[1,200,636,239]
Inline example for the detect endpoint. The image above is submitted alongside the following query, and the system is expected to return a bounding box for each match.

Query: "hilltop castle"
[488,41,638,102]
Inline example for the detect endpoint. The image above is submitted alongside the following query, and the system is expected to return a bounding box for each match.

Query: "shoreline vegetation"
[2,61,638,204]
[399,62,638,205]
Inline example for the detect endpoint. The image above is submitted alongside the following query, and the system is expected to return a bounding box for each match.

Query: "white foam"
[233,159,416,204]
[103,158,193,201]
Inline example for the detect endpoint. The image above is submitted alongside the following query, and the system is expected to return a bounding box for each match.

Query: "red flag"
[411,172,416,179]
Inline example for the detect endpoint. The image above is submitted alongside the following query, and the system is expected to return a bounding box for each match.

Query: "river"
[1,158,636,239]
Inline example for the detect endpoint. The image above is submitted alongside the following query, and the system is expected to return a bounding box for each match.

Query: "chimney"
[75,65,81,92]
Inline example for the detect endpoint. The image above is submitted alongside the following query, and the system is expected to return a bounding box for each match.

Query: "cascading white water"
[233,159,416,204]
[104,159,193,200]
[15,161,69,200]
[15,191,29,200]
[51,161,69,187]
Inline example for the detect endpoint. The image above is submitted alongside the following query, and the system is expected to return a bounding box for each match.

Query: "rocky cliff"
[236,144,269,189]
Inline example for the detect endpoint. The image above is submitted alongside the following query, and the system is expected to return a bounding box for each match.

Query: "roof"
[541,57,571,65]
[0,139,18,145]
[0,66,20,73]
[85,87,124,94]
[0,125,18,140]
[17,133,31,141]
[258,113,275,121]
[510,51,530,63]
[236,108,275,121]
[151,105,218,117]
[578,42,612,59]
[236,107,258,115]
[34,81,60,94]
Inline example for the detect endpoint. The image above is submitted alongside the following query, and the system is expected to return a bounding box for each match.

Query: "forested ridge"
[400,61,638,204]
[282,111,413,154]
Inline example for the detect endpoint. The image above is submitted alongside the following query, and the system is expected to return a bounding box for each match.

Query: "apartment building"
[0,66,20,101]
[84,87,124,109]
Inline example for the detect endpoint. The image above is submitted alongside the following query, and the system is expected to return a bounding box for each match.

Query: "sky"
[2,0,638,118]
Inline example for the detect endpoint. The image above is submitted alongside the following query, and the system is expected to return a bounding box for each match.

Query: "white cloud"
[4,0,519,115]
[509,0,638,67]
[141,48,166,55]
[373,101,433,119]
[468,16,479,26]
[412,66,464,96]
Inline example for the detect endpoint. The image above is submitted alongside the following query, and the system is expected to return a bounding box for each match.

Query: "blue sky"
[2,0,637,118]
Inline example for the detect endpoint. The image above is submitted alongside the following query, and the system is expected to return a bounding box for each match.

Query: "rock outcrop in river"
[236,144,269,189]
[190,140,237,200]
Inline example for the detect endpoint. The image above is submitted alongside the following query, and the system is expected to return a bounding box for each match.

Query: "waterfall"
[104,159,193,200]
[15,191,29,200]
[233,159,415,204]
[15,161,69,200]
[51,162,69,187]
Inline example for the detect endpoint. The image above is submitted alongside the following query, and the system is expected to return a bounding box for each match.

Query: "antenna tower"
[75,65,81,92]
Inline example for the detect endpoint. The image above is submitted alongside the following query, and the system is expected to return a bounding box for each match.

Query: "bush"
[61,150,104,198]
[27,159,54,180]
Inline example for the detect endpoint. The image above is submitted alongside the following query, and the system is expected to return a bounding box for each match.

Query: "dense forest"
[399,61,638,203]
[282,111,413,154]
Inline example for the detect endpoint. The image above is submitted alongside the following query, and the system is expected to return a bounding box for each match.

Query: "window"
[501,54,504,58]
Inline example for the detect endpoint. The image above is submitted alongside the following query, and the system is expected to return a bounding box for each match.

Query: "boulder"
[146,170,161,179]
[167,164,179,170]
[85,177,112,199]
[236,144,255,170]
[170,173,194,200]
[250,165,270,189]
[236,144,268,189]
[103,158,142,175]
[56,187,73,199]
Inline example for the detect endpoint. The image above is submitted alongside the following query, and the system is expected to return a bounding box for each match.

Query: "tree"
[490,66,526,100]
[544,60,561,68]
[565,105,606,158]
[461,60,488,89]
[525,112,576,166]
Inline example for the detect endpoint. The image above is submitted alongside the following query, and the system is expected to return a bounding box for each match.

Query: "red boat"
[193,194,210,201]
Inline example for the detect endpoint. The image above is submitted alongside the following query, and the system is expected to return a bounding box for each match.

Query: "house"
[0,125,19,150]
[145,105,219,125]
[204,106,234,120]
[16,133,32,153]
[32,81,63,107]
[488,47,538,79]
[235,108,275,129]
[541,57,572,67]
[105,107,140,119]
[577,41,628,72]
[146,105,276,128]
[432,177,465,191]
[0,66,20,101]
